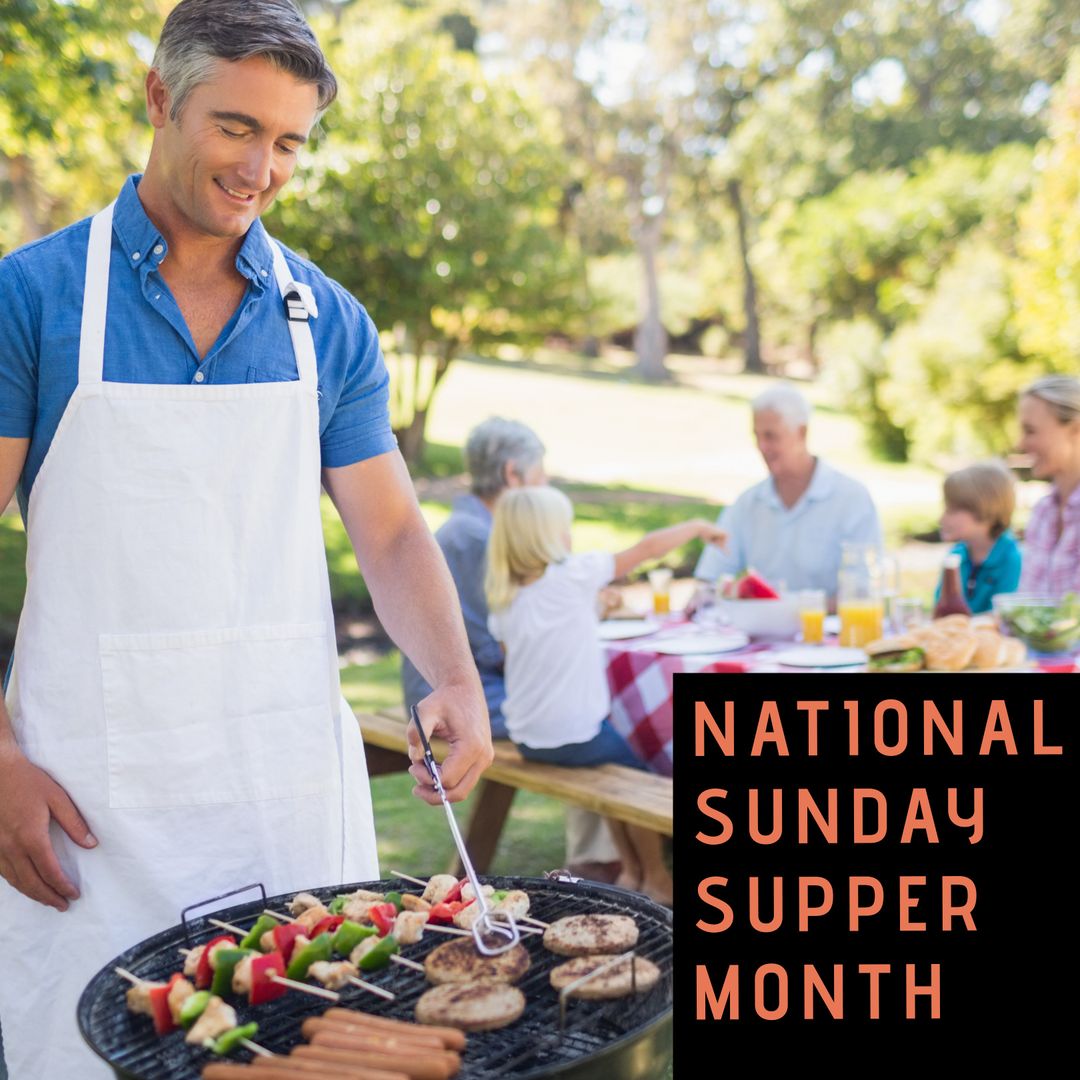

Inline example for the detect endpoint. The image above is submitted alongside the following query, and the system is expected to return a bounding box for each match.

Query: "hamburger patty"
[543,914,639,957]
[415,981,526,1032]
[424,938,531,985]
[549,954,661,1000]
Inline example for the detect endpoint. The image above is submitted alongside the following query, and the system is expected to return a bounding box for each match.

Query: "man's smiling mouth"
[215,179,255,201]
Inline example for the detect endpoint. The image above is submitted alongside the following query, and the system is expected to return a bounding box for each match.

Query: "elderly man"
[695,384,882,595]
[0,3,488,1073]
[402,417,546,736]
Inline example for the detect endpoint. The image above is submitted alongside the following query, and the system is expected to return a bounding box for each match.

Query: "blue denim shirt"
[0,175,396,523]
[400,494,507,737]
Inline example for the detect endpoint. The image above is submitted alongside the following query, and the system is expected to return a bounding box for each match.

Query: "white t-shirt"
[487,551,615,749]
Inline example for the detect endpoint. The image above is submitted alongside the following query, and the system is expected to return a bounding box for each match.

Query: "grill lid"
[78,875,673,1080]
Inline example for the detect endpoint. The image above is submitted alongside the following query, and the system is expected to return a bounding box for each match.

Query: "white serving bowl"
[714,595,801,638]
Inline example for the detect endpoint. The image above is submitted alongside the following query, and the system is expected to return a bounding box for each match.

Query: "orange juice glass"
[648,568,673,616]
[798,589,826,643]
[838,600,884,648]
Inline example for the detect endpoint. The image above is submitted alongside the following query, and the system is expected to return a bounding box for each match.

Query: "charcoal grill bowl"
[78,876,672,1080]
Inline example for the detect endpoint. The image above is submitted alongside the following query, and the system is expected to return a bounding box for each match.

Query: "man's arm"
[0,437,97,911]
[323,451,492,805]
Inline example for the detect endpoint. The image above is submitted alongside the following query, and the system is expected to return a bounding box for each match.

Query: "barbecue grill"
[78,875,673,1080]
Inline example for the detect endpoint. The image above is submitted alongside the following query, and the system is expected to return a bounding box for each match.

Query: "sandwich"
[865,635,926,672]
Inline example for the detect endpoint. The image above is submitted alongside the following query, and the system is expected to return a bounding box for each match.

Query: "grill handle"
[181,883,268,948]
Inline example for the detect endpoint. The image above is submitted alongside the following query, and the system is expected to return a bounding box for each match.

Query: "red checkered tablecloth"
[604,621,1078,775]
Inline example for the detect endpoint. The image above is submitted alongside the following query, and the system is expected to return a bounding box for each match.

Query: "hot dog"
[321,1008,467,1051]
[295,1043,459,1080]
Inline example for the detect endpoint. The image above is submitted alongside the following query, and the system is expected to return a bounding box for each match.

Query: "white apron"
[0,203,379,1077]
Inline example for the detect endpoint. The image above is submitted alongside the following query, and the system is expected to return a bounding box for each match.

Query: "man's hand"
[0,744,97,911]
[406,677,493,805]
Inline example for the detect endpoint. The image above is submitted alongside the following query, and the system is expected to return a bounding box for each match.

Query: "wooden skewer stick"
[390,954,425,973]
[519,915,550,929]
[241,1038,274,1058]
[424,924,470,937]
[267,974,340,1002]
[263,909,298,923]
[346,976,396,1001]
[114,967,145,986]
[389,870,428,889]
[208,917,248,936]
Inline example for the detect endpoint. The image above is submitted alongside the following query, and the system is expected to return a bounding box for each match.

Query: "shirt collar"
[453,494,494,522]
[759,457,835,508]
[982,530,1016,569]
[112,174,274,286]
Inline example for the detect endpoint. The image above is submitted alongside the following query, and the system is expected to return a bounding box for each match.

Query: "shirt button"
[132,251,141,261]
[260,269,268,277]
[153,244,164,255]
[194,371,205,383]
[154,293,161,300]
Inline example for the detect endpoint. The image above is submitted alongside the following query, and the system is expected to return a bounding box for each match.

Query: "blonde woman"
[1018,375,1080,598]
[485,485,726,906]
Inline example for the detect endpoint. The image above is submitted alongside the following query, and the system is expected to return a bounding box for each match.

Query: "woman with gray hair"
[1017,375,1080,597]
[402,417,546,736]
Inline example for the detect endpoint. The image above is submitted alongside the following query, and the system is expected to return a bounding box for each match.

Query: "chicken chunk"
[207,939,235,971]
[183,946,206,979]
[422,874,459,905]
[460,883,494,903]
[185,995,237,1045]
[308,960,358,991]
[401,894,431,913]
[393,910,428,945]
[342,897,379,923]
[287,892,324,916]
[296,904,331,933]
[167,977,195,1024]
[231,955,256,996]
[453,890,531,930]
[125,983,155,1017]
[350,937,381,966]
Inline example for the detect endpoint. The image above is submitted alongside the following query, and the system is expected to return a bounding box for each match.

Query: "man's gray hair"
[752,383,812,429]
[152,0,337,122]
[466,418,546,499]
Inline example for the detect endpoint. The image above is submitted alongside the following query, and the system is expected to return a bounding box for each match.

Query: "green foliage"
[1013,50,1080,369]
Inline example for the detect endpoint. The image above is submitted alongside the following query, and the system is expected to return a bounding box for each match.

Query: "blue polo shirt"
[0,175,396,523]
[935,531,1022,614]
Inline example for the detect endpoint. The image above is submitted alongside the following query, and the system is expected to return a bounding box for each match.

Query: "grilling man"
[0,2,489,1074]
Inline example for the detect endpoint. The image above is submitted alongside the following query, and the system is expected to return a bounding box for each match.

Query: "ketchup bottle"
[934,553,972,619]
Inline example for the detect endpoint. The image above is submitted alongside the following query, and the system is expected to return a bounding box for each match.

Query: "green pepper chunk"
[384,891,404,912]
[285,931,333,981]
[328,895,348,915]
[356,933,399,972]
[179,990,211,1028]
[332,920,377,956]
[209,1022,259,1056]
[239,915,279,951]
[209,948,256,998]
[491,890,509,903]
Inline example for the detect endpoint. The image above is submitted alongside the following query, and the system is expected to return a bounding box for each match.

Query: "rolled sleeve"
[0,256,39,437]
[319,305,397,468]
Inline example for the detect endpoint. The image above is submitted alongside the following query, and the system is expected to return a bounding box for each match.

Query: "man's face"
[147,56,319,240]
[753,409,807,478]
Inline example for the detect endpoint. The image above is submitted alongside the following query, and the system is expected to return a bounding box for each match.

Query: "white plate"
[772,646,867,668]
[598,618,661,641]
[649,631,750,655]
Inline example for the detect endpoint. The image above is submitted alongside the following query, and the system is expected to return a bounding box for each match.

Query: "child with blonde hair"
[486,485,726,906]
[937,460,1022,613]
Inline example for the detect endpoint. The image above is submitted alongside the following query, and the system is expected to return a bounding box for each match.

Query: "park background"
[2,0,1079,877]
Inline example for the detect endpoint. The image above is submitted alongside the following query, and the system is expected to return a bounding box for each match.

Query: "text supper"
[694,698,1062,757]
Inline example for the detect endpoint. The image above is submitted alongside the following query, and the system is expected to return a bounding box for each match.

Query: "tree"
[270,2,583,461]
[0,0,161,252]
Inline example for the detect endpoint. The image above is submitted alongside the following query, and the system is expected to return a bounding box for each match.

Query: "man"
[401,416,547,738]
[694,384,882,597]
[0,2,489,1074]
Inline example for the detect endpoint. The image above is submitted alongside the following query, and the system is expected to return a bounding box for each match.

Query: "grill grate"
[78,876,673,1080]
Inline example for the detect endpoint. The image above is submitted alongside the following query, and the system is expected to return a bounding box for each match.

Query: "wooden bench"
[357,707,673,876]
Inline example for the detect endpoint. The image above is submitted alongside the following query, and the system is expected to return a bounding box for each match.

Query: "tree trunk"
[728,178,764,375]
[633,213,668,380]
[395,340,456,466]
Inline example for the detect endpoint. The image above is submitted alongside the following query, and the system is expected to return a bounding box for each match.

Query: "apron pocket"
[100,622,335,809]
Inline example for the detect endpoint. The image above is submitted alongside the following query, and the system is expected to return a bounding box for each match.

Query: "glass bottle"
[933,553,971,619]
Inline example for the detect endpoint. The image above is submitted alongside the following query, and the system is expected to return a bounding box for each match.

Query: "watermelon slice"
[735,570,781,600]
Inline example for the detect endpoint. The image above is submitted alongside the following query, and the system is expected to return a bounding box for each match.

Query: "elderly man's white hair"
[751,384,812,429]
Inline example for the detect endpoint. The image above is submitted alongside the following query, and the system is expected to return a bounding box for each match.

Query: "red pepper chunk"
[148,975,184,1036]
[309,914,345,939]
[249,952,287,1006]
[369,902,398,937]
[443,879,465,905]
[195,935,237,991]
[427,899,470,924]
[271,923,308,964]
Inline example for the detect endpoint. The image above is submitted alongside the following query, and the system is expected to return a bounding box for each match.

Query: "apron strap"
[78,202,117,387]
[270,240,319,390]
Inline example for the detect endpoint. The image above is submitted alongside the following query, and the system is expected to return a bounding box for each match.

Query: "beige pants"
[565,808,620,864]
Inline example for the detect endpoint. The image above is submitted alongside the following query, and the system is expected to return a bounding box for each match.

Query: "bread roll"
[971,630,1007,670]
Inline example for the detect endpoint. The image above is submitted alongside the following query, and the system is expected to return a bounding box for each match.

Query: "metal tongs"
[410,706,521,956]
